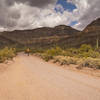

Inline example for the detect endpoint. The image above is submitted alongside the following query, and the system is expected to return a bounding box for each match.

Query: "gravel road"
[0,54,100,100]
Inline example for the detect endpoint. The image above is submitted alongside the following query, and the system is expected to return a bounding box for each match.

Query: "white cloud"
[7,3,76,30]
[68,0,100,30]
[0,0,100,31]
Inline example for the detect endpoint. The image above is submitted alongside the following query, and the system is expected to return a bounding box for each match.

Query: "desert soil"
[0,53,100,100]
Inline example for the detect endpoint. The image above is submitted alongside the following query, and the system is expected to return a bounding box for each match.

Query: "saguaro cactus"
[96,36,99,49]
[96,31,99,49]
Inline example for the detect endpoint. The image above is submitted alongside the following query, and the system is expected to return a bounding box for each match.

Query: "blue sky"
[56,0,77,12]
[55,0,77,26]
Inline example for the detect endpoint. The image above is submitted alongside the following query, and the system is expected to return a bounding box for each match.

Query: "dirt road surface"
[0,54,100,100]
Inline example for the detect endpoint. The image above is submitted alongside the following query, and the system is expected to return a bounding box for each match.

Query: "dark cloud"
[0,0,56,30]
[77,0,100,30]
[0,0,100,31]
[5,0,56,8]
[0,1,21,29]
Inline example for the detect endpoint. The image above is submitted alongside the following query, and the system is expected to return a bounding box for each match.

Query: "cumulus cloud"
[68,0,100,30]
[0,0,100,31]
[0,0,57,31]
[16,3,74,30]
[0,0,21,29]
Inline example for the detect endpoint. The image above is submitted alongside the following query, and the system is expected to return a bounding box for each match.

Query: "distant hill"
[0,35,17,48]
[0,18,100,48]
[51,18,100,47]
[0,25,79,48]
[77,18,100,46]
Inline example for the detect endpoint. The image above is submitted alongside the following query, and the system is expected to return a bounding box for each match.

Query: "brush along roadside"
[0,47,16,63]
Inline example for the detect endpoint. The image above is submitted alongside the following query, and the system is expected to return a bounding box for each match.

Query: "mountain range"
[0,18,100,48]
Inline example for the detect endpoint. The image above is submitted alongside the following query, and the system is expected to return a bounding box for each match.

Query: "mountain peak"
[86,18,100,28]
[83,17,100,32]
[55,25,71,29]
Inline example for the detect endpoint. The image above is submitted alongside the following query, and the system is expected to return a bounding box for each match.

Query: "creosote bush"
[0,47,16,63]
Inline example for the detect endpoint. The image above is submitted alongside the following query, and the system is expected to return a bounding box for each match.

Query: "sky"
[0,0,100,31]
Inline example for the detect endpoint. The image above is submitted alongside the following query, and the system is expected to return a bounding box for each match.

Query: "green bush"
[79,44,92,52]
[65,48,79,57]
[0,47,16,63]
[65,44,100,58]
[45,46,63,56]
[33,44,100,69]
[40,54,53,62]
[78,50,100,58]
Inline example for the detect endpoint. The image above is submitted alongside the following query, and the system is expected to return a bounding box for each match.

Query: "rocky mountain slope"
[0,35,17,48]
[0,25,79,48]
[56,18,100,47]
[77,18,100,46]
[0,18,100,48]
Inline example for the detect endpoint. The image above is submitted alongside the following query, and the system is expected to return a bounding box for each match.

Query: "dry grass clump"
[53,56,79,65]
[53,56,100,69]
[78,58,100,69]
[40,54,53,62]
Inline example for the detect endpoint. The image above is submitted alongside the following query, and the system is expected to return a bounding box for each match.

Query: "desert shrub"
[65,44,100,58]
[53,56,100,69]
[33,44,100,69]
[53,56,78,65]
[45,46,63,56]
[0,47,16,63]
[78,50,100,58]
[89,50,100,58]
[65,48,79,57]
[37,46,63,62]
[95,47,100,53]
[40,53,53,62]
[53,56,68,65]
[79,57,100,69]
[67,57,78,65]
[68,48,79,54]
[79,44,92,53]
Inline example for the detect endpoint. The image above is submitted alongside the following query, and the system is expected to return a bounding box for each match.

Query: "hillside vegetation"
[0,25,80,48]
[33,44,100,69]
